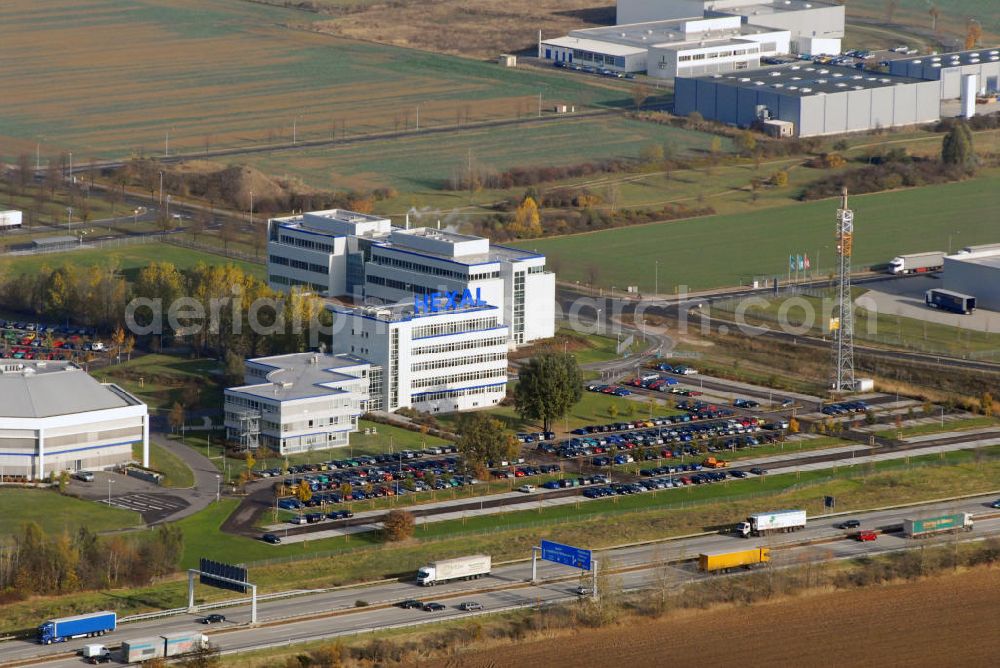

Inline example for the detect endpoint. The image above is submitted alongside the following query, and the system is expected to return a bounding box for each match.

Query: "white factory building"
[540,0,844,76]
[541,16,789,78]
[617,0,844,53]
[889,48,1000,99]
[224,352,371,455]
[0,360,149,480]
[329,299,509,414]
[267,209,555,347]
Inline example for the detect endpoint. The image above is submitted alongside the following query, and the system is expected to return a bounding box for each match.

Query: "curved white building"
[0,360,149,480]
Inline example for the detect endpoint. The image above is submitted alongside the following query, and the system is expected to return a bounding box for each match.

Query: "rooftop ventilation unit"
[800,87,813,93]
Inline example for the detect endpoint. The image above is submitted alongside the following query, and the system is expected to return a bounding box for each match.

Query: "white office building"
[329,299,509,414]
[0,360,149,480]
[266,210,555,346]
[224,352,371,455]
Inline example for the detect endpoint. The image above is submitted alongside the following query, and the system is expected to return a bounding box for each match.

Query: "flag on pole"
[789,255,796,270]
[797,254,804,271]
[804,254,811,270]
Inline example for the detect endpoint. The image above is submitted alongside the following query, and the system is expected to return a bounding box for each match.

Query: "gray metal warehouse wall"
[890,60,1000,99]
[944,257,1000,311]
[676,76,939,136]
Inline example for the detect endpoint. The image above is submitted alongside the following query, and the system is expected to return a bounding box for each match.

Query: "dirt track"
[441,568,1000,668]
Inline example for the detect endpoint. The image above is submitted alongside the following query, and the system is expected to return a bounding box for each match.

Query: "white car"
[517,484,536,494]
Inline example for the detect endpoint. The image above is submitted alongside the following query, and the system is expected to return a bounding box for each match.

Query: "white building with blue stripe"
[329,298,509,414]
[0,360,149,480]
[266,210,555,347]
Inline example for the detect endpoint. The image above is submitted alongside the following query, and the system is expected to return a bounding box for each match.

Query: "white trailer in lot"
[0,210,22,229]
[738,510,807,537]
[417,555,491,586]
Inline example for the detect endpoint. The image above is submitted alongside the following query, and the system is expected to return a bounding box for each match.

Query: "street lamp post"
[655,260,659,295]
[159,171,163,205]
[216,474,221,503]
[293,117,298,144]
[66,207,72,233]
[107,478,113,506]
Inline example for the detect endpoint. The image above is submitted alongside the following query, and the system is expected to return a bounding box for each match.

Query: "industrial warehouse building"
[675,64,940,136]
[943,250,1000,312]
[616,0,844,53]
[329,299,509,414]
[889,48,1000,99]
[267,210,555,347]
[224,352,371,455]
[0,361,149,480]
[541,16,789,79]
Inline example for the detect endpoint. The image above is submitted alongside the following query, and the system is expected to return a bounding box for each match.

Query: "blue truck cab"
[38,611,116,644]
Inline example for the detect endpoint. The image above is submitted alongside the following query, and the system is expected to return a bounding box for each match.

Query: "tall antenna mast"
[832,187,856,393]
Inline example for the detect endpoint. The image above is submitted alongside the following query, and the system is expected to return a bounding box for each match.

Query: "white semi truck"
[416,554,491,586]
[888,251,945,275]
[737,510,807,537]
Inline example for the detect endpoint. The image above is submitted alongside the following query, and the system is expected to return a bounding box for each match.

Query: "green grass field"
[239,116,726,193]
[132,441,194,488]
[0,0,634,161]
[94,354,226,413]
[0,242,264,283]
[513,171,1000,291]
[0,488,141,539]
[847,0,1000,38]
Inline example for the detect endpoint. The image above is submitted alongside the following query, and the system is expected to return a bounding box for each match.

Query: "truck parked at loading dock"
[888,251,945,275]
[37,611,116,644]
[699,547,770,572]
[925,289,976,314]
[903,512,973,538]
[737,510,806,537]
[417,555,491,586]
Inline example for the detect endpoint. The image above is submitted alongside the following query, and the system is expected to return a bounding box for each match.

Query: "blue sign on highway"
[540,539,592,571]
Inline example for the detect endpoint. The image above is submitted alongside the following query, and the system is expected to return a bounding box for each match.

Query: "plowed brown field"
[440,568,1000,668]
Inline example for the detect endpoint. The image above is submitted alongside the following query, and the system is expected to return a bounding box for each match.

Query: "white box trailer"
[121,637,164,663]
[0,210,22,229]
[162,631,209,657]
[417,554,491,586]
[739,509,807,537]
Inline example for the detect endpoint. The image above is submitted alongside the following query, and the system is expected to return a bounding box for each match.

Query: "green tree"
[941,122,974,168]
[607,403,619,419]
[456,413,518,475]
[514,352,583,432]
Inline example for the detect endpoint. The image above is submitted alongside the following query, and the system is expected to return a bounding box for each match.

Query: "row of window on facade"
[269,255,330,275]
[571,49,626,68]
[412,382,506,403]
[677,47,756,63]
[411,317,500,340]
[279,234,334,253]
[411,352,507,373]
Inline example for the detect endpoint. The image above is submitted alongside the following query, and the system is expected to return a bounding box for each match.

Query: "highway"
[4,494,997,666]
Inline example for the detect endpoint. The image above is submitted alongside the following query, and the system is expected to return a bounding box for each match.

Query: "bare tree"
[632,83,651,112]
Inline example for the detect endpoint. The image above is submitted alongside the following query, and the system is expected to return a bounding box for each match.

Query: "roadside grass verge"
[877,416,999,440]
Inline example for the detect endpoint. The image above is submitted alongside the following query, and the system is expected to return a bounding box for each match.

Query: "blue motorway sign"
[540,539,592,571]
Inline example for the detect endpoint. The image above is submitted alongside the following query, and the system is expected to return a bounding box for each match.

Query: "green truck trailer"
[902,512,973,538]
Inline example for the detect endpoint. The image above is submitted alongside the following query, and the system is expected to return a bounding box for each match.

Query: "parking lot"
[1,319,106,362]
[858,277,1000,334]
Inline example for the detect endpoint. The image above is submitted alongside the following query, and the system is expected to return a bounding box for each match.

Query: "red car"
[855,530,878,542]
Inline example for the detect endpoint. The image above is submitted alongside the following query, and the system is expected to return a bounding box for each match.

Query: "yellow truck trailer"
[698,547,770,573]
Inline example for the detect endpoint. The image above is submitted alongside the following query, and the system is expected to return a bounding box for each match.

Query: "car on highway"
[855,530,878,542]
[396,599,423,609]
[458,601,483,611]
[749,467,768,476]
[780,398,795,408]
[991,499,1000,509]
[575,585,591,596]
[198,614,226,624]
[422,602,446,612]
[837,519,861,529]
[261,533,281,544]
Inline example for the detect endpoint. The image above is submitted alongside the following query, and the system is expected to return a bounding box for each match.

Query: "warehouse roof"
[0,360,143,418]
[688,63,929,96]
[541,36,647,57]
[712,0,841,16]
[947,250,1000,270]
[892,48,1000,69]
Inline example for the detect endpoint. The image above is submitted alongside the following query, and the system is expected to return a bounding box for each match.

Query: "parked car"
[261,533,281,544]
[72,471,95,482]
[517,484,536,493]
